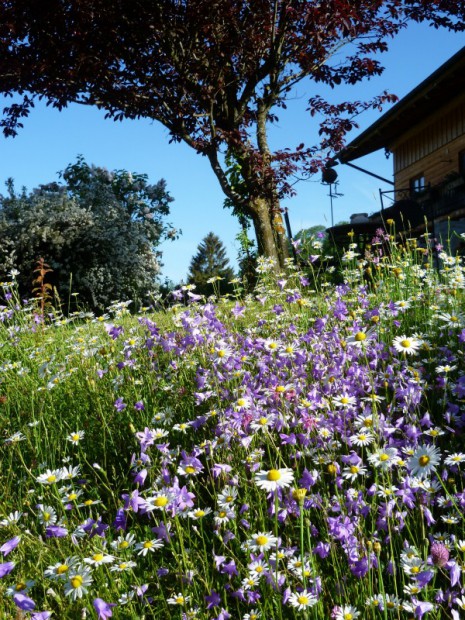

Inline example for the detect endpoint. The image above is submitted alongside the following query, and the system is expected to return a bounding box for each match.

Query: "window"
[410,174,425,194]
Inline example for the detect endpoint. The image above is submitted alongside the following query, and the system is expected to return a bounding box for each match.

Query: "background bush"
[0,156,177,312]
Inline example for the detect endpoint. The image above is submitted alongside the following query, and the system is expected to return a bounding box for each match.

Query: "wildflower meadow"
[1,228,465,619]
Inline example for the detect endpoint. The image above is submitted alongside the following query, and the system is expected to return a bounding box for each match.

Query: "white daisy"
[333,394,357,408]
[67,431,84,445]
[84,551,115,566]
[350,432,375,447]
[143,491,173,512]
[64,566,93,600]
[135,538,163,556]
[36,504,58,525]
[36,469,64,485]
[217,486,238,507]
[393,335,421,355]
[334,604,360,619]
[44,557,79,580]
[248,532,278,552]
[288,589,318,610]
[110,532,136,551]
[188,507,212,520]
[213,508,235,526]
[255,467,294,492]
[342,463,367,482]
[368,447,400,470]
[6,579,35,597]
[445,453,465,466]
[241,574,260,590]
[408,445,441,479]
[167,593,190,606]
[110,560,137,572]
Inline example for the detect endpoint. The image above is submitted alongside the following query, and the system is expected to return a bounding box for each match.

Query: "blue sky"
[0,23,464,283]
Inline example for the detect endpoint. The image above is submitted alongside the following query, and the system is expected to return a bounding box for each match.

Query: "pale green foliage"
[0,157,177,311]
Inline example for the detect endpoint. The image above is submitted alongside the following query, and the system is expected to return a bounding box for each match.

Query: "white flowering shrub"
[0,157,177,311]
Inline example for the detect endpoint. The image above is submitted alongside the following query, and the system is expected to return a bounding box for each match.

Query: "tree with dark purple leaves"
[1,2,465,265]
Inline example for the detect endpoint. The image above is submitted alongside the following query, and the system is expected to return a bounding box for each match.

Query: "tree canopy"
[1,1,464,266]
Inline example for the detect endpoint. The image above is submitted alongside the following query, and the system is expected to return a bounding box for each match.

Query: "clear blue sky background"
[0,23,464,283]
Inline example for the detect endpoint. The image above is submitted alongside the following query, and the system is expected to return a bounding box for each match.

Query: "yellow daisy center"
[355,332,366,341]
[350,466,359,474]
[119,541,129,549]
[92,554,104,562]
[15,582,26,591]
[71,434,80,441]
[380,453,389,462]
[419,455,430,467]
[185,466,196,474]
[71,575,83,589]
[84,500,94,506]
[258,417,268,426]
[267,469,281,481]
[154,496,169,507]
[47,475,57,483]
[194,510,205,518]
[175,596,184,604]
[400,339,411,348]
[57,564,68,574]
[256,535,268,546]
[298,595,309,605]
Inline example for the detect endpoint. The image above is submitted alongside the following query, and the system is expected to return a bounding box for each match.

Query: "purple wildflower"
[93,598,116,619]
[205,590,221,609]
[0,561,15,578]
[45,525,68,538]
[0,535,20,556]
[114,397,126,412]
[113,508,127,531]
[13,593,35,611]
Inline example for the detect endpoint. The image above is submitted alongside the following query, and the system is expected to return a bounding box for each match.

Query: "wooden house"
[329,46,465,253]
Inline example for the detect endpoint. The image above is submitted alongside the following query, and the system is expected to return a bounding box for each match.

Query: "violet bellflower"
[0,535,20,556]
[93,598,116,619]
[13,592,35,611]
[0,561,15,578]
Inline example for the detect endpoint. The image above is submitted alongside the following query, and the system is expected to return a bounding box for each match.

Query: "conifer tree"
[187,232,235,297]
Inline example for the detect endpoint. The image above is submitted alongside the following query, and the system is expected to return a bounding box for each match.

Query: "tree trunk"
[250,196,282,267]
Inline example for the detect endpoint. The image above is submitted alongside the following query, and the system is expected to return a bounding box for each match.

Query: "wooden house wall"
[392,95,465,192]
